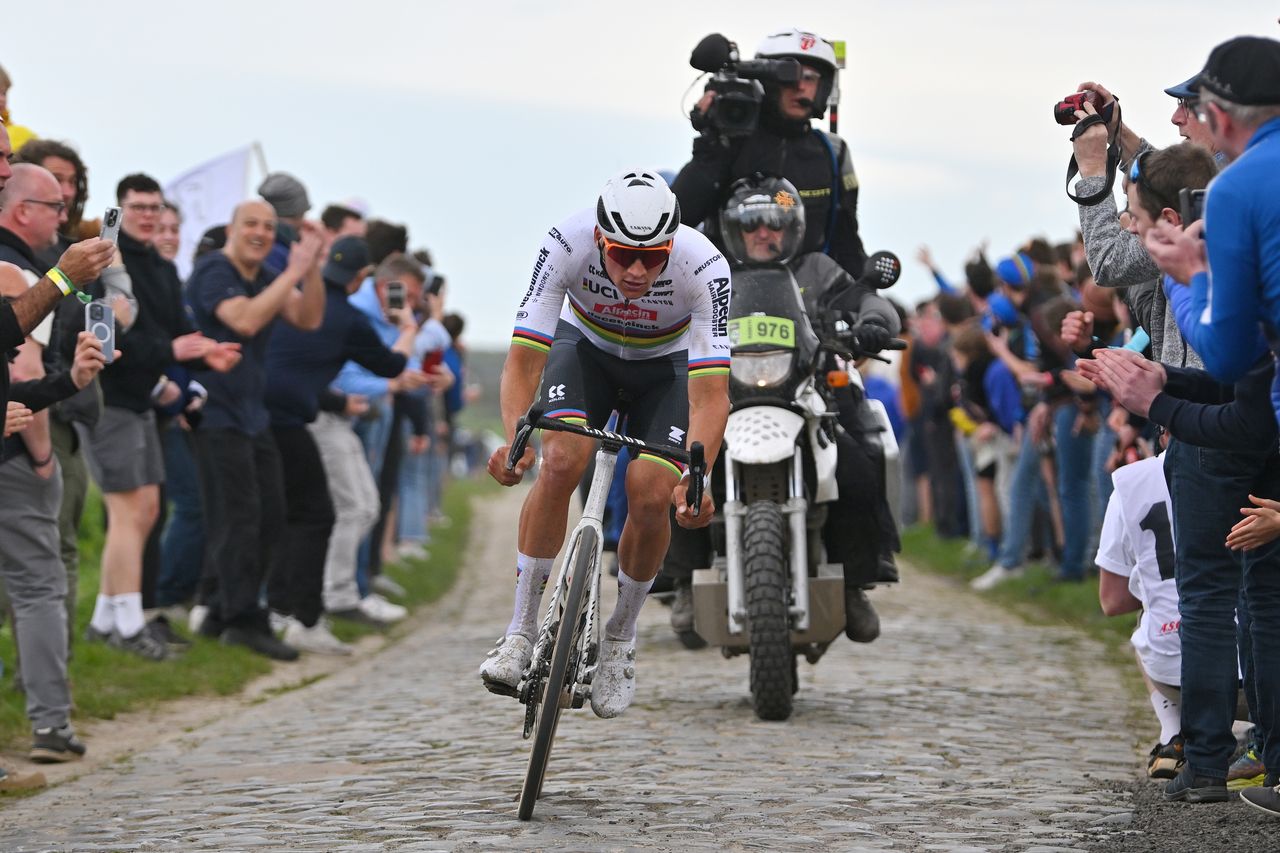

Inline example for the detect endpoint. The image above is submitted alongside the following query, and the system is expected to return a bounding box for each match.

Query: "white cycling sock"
[605,567,654,642]
[112,593,146,639]
[90,595,115,634]
[506,552,554,641]
[1150,691,1181,744]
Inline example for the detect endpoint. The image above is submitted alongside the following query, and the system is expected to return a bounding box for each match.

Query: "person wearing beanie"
[995,252,1035,289]
[257,172,311,276]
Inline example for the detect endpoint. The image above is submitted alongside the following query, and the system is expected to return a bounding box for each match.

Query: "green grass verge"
[901,524,1138,658]
[0,476,494,752]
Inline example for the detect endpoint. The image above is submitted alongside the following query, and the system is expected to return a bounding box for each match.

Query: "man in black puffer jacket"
[673,28,867,278]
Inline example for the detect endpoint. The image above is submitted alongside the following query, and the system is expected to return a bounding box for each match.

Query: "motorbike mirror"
[860,252,901,290]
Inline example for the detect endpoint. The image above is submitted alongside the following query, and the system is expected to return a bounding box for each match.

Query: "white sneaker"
[371,574,407,599]
[479,634,534,696]
[395,542,429,562]
[283,617,353,656]
[358,593,407,623]
[188,605,209,635]
[590,638,637,719]
[268,610,291,637]
[970,563,1024,591]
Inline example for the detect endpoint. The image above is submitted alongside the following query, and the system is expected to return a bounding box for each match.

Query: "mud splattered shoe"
[590,638,637,719]
[479,634,533,697]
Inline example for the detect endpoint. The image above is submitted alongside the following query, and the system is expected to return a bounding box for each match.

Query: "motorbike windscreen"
[726,263,818,364]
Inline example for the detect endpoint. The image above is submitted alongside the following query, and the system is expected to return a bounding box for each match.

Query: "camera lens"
[90,305,102,319]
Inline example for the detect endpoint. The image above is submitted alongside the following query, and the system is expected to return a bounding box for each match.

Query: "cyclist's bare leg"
[516,430,595,558]
[614,459,680,582]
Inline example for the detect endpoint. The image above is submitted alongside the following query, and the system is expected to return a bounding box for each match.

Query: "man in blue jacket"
[264,237,416,654]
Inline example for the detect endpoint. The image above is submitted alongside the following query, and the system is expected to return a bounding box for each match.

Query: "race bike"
[505,406,704,820]
[691,251,903,720]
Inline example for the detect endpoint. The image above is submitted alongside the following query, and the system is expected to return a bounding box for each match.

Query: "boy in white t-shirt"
[1095,453,1185,779]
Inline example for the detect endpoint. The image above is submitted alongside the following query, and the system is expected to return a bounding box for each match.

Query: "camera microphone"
[691,33,733,72]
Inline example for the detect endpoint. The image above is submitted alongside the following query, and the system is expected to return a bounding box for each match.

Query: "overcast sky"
[5,1,1275,346]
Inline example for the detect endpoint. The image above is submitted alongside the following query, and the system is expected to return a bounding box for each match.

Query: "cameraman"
[673,29,867,277]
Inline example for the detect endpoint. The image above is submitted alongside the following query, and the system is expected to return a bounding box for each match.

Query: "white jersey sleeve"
[666,227,731,378]
[509,214,580,355]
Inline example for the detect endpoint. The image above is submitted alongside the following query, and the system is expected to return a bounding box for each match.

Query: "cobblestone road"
[1,487,1145,852]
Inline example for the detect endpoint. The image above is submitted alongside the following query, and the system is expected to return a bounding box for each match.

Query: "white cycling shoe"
[479,634,533,697]
[590,638,637,719]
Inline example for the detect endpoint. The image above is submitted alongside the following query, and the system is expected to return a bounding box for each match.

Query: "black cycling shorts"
[540,321,689,476]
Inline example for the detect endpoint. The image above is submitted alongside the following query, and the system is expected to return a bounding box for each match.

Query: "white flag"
[164,145,256,279]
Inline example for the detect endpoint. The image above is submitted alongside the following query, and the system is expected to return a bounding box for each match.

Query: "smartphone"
[422,350,444,371]
[427,273,446,296]
[387,280,406,310]
[101,206,122,244]
[85,301,115,364]
[1179,188,1206,227]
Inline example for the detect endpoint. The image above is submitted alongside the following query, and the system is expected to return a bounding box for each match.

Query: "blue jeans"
[997,428,1047,569]
[956,433,982,548]
[1053,403,1096,581]
[353,401,393,596]
[396,420,430,545]
[1165,438,1280,778]
[157,423,205,606]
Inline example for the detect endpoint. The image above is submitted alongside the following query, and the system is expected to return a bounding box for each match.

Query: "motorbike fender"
[724,407,805,465]
[808,418,839,503]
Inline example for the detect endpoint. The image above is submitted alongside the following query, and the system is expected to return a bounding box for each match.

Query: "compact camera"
[689,33,801,138]
[1053,90,1116,126]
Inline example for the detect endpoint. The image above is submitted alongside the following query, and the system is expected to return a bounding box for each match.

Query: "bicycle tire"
[518,526,597,820]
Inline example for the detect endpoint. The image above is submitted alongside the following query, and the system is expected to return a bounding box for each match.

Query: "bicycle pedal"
[481,676,520,699]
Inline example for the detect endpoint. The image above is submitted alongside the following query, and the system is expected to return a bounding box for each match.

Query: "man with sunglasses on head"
[480,171,729,719]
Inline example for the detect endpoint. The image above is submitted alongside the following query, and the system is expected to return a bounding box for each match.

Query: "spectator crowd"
[0,62,475,791]
[875,36,1280,816]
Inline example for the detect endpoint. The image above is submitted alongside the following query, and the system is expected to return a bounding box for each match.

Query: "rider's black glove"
[853,321,892,354]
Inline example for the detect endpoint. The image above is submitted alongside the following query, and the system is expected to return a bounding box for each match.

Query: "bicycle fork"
[520,447,617,729]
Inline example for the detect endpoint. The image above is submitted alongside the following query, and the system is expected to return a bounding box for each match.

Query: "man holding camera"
[1140,36,1280,818]
[673,29,867,278]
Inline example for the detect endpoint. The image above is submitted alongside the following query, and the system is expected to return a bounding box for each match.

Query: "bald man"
[0,160,115,772]
[185,199,326,660]
[0,124,113,416]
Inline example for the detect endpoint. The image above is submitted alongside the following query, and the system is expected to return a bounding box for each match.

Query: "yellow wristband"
[47,267,73,296]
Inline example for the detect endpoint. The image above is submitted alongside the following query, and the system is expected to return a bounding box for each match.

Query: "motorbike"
[691,251,903,721]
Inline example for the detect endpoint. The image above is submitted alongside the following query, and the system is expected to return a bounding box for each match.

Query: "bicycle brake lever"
[686,441,705,517]
[506,407,543,471]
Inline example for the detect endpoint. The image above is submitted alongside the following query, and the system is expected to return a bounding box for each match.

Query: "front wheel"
[743,501,794,721]
[518,527,597,820]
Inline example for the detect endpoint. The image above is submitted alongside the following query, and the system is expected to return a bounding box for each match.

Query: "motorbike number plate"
[728,315,795,348]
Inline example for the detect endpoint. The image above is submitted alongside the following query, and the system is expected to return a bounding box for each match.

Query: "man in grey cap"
[258,171,311,276]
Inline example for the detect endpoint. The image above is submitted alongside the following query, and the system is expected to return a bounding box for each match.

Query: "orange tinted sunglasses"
[602,237,672,271]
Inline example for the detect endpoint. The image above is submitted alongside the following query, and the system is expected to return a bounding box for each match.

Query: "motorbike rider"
[663,175,900,645]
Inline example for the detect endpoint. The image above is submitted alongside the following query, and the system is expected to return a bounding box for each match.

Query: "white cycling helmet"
[756,29,839,117]
[596,170,681,248]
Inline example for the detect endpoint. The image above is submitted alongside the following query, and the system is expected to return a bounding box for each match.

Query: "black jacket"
[103,230,198,413]
[673,109,867,277]
[1147,356,1278,452]
[0,227,81,461]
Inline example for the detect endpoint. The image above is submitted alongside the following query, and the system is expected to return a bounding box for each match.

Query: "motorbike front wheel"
[743,500,795,721]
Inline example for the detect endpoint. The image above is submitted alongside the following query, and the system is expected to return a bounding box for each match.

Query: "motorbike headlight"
[730,351,793,388]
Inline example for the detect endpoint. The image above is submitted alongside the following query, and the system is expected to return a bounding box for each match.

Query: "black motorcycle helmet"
[720,175,806,267]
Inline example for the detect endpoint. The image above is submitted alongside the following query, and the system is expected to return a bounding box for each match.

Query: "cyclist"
[480,170,729,718]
